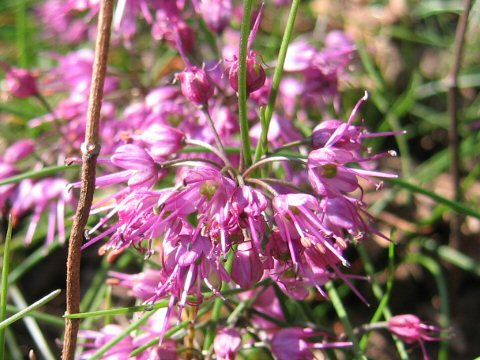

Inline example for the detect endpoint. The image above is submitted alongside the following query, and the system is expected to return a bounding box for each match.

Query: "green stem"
[384,177,480,220]
[254,0,300,162]
[0,217,13,360]
[238,0,254,168]
[0,165,79,186]
[0,289,61,330]
[325,281,365,359]
[357,244,409,359]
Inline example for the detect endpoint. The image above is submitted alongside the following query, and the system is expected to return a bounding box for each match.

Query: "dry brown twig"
[62,1,114,359]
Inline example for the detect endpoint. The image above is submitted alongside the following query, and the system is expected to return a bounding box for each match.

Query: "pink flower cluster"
[1,1,445,359]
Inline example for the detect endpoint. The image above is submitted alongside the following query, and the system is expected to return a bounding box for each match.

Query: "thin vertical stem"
[62,1,114,359]
[238,0,254,168]
[254,0,300,162]
[325,281,365,360]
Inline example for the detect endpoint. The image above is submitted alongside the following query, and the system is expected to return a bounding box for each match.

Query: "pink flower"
[214,327,242,360]
[307,94,397,198]
[5,68,39,98]
[388,314,447,360]
[273,193,350,269]
[271,327,352,360]
[134,123,185,160]
[100,144,160,188]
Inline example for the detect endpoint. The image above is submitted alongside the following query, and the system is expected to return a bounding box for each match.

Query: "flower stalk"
[237,0,255,168]
[62,1,114,359]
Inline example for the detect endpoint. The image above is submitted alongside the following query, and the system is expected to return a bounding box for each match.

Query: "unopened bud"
[177,66,214,105]
[227,51,266,96]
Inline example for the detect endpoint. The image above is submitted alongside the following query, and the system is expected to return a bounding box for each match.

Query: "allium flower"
[97,144,161,189]
[4,68,39,98]
[273,193,350,269]
[271,327,352,360]
[214,327,242,360]
[176,66,214,105]
[388,314,447,360]
[307,94,397,198]
[133,123,185,160]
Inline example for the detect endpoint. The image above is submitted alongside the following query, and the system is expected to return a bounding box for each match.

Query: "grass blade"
[0,216,13,360]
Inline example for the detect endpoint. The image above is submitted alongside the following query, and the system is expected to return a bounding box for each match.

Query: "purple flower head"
[307,147,361,197]
[5,68,39,98]
[193,0,232,33]
[271,327,352,360]
[176,66,214,105]
[214,327,242,360]
[107,144,160,188]
[388,314,447,360]
[273,193,350,270]
[308,94,397,198]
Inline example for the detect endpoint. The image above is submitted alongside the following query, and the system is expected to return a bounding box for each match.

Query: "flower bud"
[176,66,214,105]
[227,51,266,95]
[5,68,38,98]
